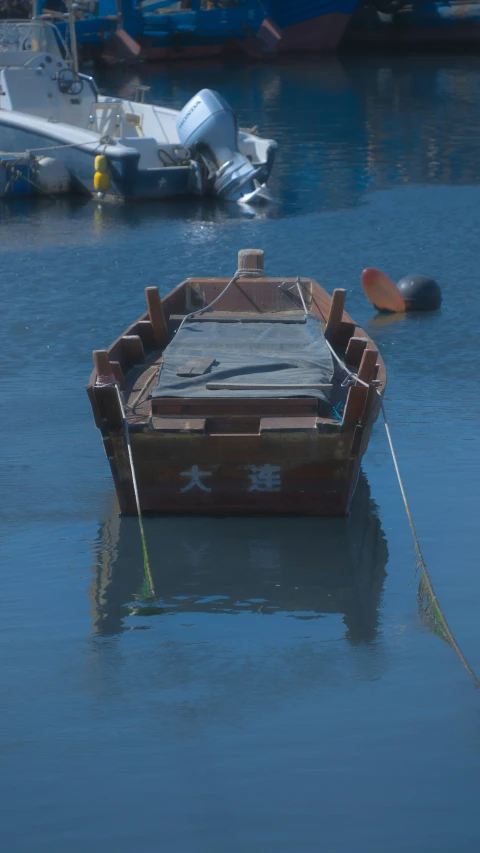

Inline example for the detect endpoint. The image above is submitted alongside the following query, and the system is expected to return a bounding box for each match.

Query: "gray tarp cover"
[151,315,334,403]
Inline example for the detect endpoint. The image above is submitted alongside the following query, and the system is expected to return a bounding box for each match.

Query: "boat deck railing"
[0,19,70,66]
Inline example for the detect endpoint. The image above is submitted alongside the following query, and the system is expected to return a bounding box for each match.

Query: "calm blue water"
[2,54,480,852]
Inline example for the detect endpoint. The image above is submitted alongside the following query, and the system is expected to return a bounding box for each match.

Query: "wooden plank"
[125,364,159,396]
[342,385,368,425]
[350,424,364,459]
[94,384,123,430]
[325,289,346,342]
[86,383,103,428]
[110,361,125,390]
[360,385,380,428]
[205,382,332,391]
[177,357,215,377]
[151,417,206,433]
[345,337,368,367]
[358,348,378,385]
[168,312,306,324]
[151,396,319,417]
[335,321,356,348]
[92,349,114,384]
[206,417,260,435]
[145,286,168,349]
[124,365,160,420]
[122,334,146,366]
[260,417,318,432]
[137,320,156,352]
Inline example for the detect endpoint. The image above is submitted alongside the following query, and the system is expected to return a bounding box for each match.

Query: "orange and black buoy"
[361,268,441,313]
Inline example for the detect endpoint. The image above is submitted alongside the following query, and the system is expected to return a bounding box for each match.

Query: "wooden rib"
[86,384,102,428]
[358,348,378,385]
[345,337,368,367]
[93,384,123,430]
[325,289,346,342]
[122,335,146,366]
[145,286,168,349]
[351,424,364,459]
[137,319,156,352]
[336,321,356,348]
[93,349,113,382]
[110,361,125,390]
[342,385,368,425]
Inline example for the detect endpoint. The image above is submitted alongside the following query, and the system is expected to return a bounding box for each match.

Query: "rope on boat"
[379,399,479,687]
[124,365,160,414]
[114,383,155,600]
[177,267,266,333]
[327,340,480,687]
[0,137,109,158]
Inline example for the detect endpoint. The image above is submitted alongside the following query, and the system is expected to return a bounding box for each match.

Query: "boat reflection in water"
[90,473,388,640]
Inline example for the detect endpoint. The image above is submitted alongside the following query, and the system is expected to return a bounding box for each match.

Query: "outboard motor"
[176,89,266,203]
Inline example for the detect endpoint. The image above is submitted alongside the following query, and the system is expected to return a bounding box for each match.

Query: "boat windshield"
[0,20,69,66]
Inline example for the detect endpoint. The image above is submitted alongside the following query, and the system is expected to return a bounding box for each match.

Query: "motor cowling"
[176,89,264,203]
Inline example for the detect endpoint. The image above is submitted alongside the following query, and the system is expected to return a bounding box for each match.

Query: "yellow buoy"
[94,154,108,173]
[94,171,110,193]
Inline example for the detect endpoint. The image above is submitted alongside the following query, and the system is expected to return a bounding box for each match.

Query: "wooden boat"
[87,248,386,516]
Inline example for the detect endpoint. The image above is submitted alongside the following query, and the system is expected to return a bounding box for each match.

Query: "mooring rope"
[326,339,480,687]
[0,137,109,157]
[379,398,480,687]
[114,383,155,600]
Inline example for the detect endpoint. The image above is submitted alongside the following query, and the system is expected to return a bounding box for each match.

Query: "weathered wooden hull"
[87,253,385,517]
[102,424,375,516]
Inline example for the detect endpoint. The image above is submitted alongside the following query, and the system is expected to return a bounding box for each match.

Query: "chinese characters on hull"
[248,465,281,492]
[178,464,282,494]
[180,465,212,493]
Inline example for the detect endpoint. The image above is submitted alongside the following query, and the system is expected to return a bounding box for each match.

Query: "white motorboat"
[0,19,277,202]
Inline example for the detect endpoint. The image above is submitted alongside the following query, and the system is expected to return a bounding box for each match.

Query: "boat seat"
[116,136,162,168]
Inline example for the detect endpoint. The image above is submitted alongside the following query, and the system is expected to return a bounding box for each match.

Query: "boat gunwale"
[87,275,387,426]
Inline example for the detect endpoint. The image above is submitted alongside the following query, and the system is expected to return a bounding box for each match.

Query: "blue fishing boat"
[39,0,271,62]
[266,0,360,51]
[37,0,364,63]
[134,0,267,61]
